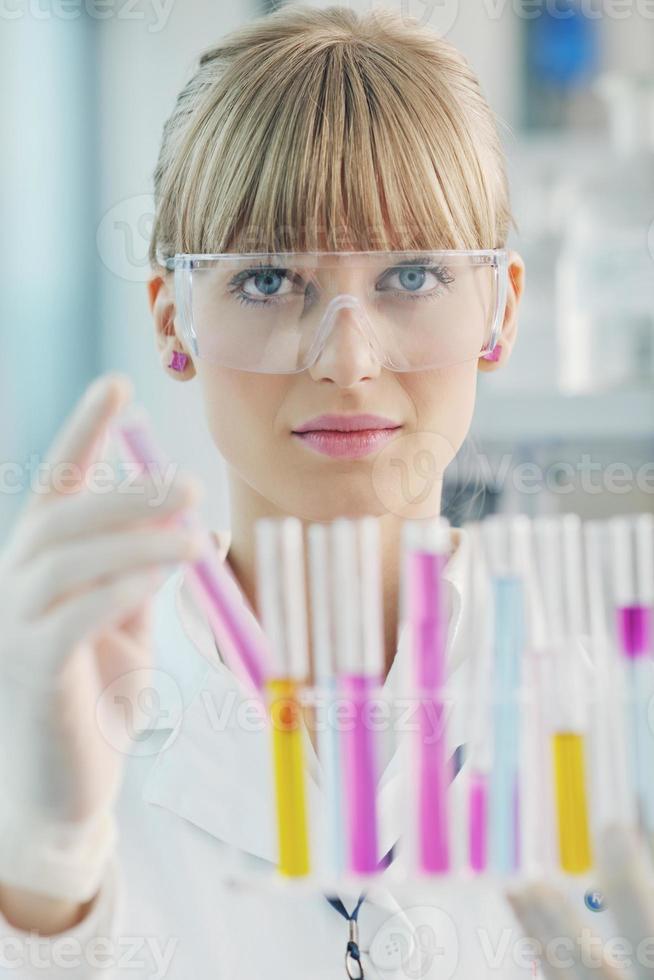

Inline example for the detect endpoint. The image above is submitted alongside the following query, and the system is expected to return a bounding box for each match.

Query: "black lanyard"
[326,743,466,979]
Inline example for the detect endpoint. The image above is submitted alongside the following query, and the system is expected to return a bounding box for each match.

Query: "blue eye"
[378,263,455,298]
[398,267,426,291]
[252,270,284,296]
[227,266,302,306]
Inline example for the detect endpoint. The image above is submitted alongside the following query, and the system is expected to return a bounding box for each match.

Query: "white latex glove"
[0,373,204,902]
[507,825,654,980]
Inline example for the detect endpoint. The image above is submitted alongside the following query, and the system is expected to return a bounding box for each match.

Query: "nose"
[307,298,383,387]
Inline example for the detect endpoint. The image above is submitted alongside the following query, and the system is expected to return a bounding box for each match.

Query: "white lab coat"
[0,526,611,979]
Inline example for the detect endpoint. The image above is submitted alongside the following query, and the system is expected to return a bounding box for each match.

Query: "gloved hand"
[0,373,204,902]
[507,824,654,979]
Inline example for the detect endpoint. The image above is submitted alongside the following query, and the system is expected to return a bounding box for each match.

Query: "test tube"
[307,522,344,878]
[256,517,310,877]
[584,521,635,836]
[114,409,267,693]
[463,522,493,874]
[403,516,451,874]
[533,514,592,875]
[481,515,529,875]
[608,514,654,843]
[331,517,383,876]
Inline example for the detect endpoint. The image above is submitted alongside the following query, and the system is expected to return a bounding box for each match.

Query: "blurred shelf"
[473,385,654,443]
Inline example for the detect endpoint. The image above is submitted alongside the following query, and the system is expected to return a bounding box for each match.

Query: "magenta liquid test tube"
[403,518,451,874]
[468,773,488,872]
[331,517,383,875]
[114,409,267,693]
[463,521,494,874]
[609,514,654,837]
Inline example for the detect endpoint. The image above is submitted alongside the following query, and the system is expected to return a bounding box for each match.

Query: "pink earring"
[168,351,189,372]
[482,344,502,363]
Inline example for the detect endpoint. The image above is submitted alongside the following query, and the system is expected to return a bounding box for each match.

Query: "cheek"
[195,364,287,466]
[362,364,479,521]
[405,362,478,458]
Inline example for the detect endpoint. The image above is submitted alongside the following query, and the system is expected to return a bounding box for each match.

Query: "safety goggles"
[162,249,509,374]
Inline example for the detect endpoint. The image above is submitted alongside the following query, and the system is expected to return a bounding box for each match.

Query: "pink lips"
[291,414,402,459]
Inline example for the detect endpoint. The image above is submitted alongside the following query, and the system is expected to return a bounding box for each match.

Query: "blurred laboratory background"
[1,0,653,535]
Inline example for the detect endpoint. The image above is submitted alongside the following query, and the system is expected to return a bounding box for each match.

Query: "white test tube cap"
[307,522,333,684]
[533,513,586,643]
[584,520,611,643]
[331,518,359,676]
[255,517,309,681]
[480,513,531,579]
[532,514,589,732]
[359,517,384,678]
[282,517,310,681]
[330,517,384,676]
[463,520,491,649]
[481,514,552,654]
[608,513,654,606]
[401,516,451,556]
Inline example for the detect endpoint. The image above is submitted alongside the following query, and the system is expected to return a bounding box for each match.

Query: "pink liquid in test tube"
[405,521,450,874]
[115,412,266,693]
[341,673,379,873]
[469,772,488,872]
[332,518,382,876]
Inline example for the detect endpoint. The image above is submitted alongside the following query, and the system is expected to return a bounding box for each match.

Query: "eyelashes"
[227,263,456,308]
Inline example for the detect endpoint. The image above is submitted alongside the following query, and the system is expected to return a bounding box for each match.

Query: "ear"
[478,250,525,373]
[147,273,196,381]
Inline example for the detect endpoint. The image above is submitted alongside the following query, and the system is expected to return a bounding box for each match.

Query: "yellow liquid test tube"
[256,517,312,879]
[552,732,592,874]
[534,516,595,876]
[267,678,310,877]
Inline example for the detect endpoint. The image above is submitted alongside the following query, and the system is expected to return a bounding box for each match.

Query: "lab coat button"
[368,905,459,978]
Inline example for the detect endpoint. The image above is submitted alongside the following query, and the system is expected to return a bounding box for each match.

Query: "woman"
[0,5,598,978]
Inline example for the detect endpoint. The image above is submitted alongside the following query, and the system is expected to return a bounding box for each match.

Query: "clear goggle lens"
[167,249,509,374]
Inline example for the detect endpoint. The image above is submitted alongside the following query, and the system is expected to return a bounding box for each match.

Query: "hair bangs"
[151,5,513,267]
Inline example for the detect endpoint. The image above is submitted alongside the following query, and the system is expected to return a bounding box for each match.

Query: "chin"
[273,472,390,523]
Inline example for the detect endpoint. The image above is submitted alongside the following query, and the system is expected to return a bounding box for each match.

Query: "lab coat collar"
[142,522,472,890]
[171,525,470,677]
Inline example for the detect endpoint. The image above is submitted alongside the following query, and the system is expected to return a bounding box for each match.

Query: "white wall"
[97,2,259,532]
[0,11,97,536]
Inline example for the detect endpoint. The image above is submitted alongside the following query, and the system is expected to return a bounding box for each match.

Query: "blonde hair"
[150,4,515,265]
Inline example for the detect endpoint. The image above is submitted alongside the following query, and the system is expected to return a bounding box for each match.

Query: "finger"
[118,598,154,653]
[94,609,155,689]
[506,882,621,980]
[596,824,654,980]
[38,565,170,674]
[26,373,133,506]
[19,525,205,621]
[8,470,203,567]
